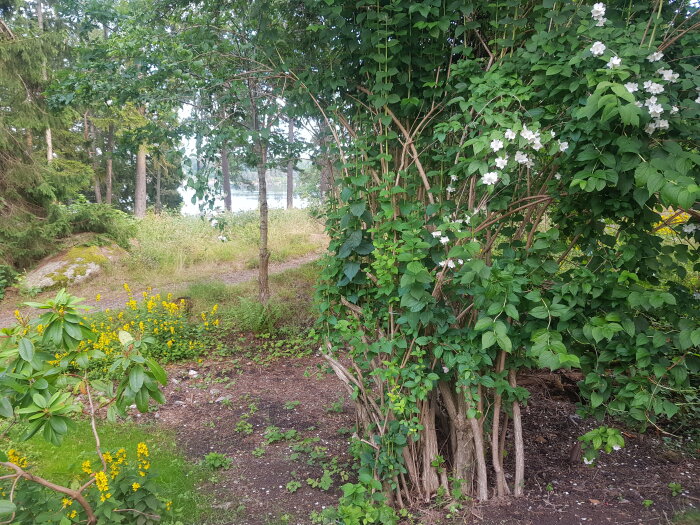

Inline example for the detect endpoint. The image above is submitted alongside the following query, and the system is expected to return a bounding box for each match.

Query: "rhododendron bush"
[308,0,700,510]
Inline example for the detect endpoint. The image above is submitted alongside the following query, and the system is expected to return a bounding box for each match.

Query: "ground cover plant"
[0,290,174,523]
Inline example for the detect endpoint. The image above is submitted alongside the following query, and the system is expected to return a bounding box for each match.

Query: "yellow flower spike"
[8,449,28,468]
[94,471,109,493]
[132,482,141,491]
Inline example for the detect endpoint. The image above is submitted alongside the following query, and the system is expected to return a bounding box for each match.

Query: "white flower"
[583,457,594,465]
[495,156,509,169]
[450,174,458,181]
[595,17,607,26]
[647,103,664,118]
[520,124,540,143]
[634,101,643,108]
[606,56,621,69]
[696,95,700,104]
[655,119,669,130]
[531,140,543,151]
[644,96,657,106]
[590,41,606,57]
[643,80,664,94]
[682,223,697,234]
[670,106,678,114]
[550,130,556,137]
[463,215,471,224]
[442,366,450,373]
[694,292,700,300]
[612,445,621,451]
[514,151,530,164]
[658,69,679,82]
[554,172,562,180]
[438,260,447,268]
[624,82,638,93]
[482,171,499,185]
[559,141,569,152]
[490,139,504,152]
[217,235,228,242]
[504,129,516,140]
[644,122,657,134]
[431,231,442,238]
[447,259,456,268]
[106,99,113,106]
[647,51,663,62]
[446,185,455,193]
[457,259,464,265]
[440,236,449,244]
[591,3,606,19]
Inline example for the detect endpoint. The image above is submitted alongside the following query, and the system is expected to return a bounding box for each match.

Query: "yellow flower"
[68,509,77,518]
[95,293,101,302]
[165,500,172,511]
[95,471,109,493]
[7,449,28,468]
[132,482,141,491]
[102,452,113,464]
[123,283,131,294]
[137,442,149,458]
[166,340,173,348]
[62,498,73,508]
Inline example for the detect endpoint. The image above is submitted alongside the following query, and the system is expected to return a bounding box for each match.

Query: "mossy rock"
[22,244,126,291]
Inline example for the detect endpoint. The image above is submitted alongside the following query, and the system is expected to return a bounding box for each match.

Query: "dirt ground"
[133,351,700,525]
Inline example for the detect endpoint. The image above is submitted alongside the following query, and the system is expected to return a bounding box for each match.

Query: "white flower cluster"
[438,258,465,269]
[431,230,450,244]
[588,32,700,135]
[591,3,607,26]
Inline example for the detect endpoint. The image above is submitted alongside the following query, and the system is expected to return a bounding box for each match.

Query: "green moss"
[44,245,110,287]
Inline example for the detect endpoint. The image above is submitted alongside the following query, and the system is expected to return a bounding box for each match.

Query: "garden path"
[0,252,322,329]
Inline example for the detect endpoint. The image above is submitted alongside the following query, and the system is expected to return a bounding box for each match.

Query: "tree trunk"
[105,124,114,205]
[257,143,270,303]
[247,79,270,303]
[286,118,294,209]
[89,121,102,203]
[155,156,162,213]
[36,0,53,164]
[221,144,232,212]
[134,143,147,218]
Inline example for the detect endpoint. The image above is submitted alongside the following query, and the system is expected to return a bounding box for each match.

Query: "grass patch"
[126,209,325,277]
[5,420,240,524]
[186,261,321,333]
[673,510,700,525]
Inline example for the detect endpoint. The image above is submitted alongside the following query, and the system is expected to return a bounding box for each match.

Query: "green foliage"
[0,290,172,522]
[306,0,699,504]
[230,298,283,334]
[202,452,233,470]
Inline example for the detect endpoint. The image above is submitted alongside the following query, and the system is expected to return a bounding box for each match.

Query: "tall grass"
[125,209,325,275]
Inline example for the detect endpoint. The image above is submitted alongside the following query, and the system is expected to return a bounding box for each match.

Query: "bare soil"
[134,353,699,525]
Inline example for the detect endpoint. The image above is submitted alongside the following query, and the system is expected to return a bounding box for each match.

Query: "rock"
[22,244,126,291]
[209,388,221,395]
[215,395,232,403]
[188,370,199,378]
[173,400,186,406]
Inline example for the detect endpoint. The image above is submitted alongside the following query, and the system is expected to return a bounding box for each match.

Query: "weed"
[263,426,299,444]
[325,395,346,413]
[669,482,684,496]
[202,452,233,470]
[252,447,266,458]
[235,420,254,435]
[286,480,302,493]
[284,400,301,410]
[643,499,654,507]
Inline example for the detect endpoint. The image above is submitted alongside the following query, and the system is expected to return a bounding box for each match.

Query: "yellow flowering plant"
[0,290,171,524]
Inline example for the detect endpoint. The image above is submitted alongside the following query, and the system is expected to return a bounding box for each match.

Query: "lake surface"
[181,188,308,215]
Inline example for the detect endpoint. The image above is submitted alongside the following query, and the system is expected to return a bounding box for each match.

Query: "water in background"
[181,188,308,215]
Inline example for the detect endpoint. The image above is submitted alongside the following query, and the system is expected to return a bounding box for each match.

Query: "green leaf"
[482,331,496,349]
[32,393,47,409]
[529,306,549,319]
[146,358,167,386]
[129,365,145,391]
[0,500,17,516]
[18,338,34,362]
[590,391,604,408]
[343,261,361,281]
[0,398,13,419]
[349,201,366,216]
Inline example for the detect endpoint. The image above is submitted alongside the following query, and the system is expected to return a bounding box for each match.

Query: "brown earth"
[133,352,700,525]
